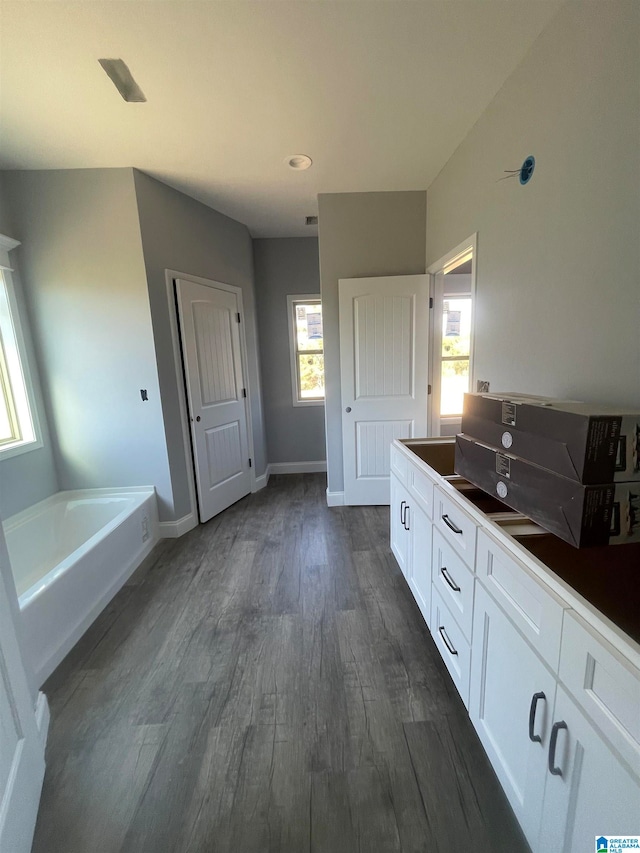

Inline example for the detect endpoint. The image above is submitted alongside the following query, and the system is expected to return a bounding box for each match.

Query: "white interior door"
[0,530,46,853]
[176,279,252,523]
[339,275,429,505]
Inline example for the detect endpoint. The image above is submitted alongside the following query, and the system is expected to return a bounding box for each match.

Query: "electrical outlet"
[477,380,490,393]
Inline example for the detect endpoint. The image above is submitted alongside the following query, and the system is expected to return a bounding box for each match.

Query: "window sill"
[0,437,43,462]
[292,399,325,408]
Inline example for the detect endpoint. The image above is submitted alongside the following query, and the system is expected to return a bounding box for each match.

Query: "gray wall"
[132,171,267,520]
[427,0,640,408]
[253,238,325,464]
[3,169,174,518]
[0,173,15,234]
[0,174,60,520]
[317,191,427,496]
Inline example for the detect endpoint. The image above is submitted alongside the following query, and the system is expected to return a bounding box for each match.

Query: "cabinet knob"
[345,406,352,413]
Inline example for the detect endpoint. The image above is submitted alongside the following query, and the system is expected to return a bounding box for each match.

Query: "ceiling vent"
[305,216,318,226]
[98,59,146,102]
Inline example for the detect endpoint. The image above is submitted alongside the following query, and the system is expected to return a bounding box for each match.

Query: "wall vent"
[305,216,318,226]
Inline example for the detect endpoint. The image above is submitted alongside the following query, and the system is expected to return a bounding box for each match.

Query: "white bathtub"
[3,487,159,686]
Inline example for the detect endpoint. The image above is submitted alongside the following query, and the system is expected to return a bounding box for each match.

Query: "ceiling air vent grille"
[305,216,318,226]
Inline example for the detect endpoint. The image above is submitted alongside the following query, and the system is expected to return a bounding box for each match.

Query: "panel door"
[176,279,251,523]
[0,530,46,853]
[538,684,640,853]
[470,581,557,849]
[339,275,429,505]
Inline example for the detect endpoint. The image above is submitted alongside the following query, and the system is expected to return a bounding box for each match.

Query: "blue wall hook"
[519,156,535,185]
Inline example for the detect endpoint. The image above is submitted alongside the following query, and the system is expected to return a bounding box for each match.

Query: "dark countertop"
[514,535,640,645]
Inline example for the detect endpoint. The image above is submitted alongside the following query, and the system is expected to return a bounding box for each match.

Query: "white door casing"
[176,279,252,524]
[0,527,47,853]
[339,275,429,505]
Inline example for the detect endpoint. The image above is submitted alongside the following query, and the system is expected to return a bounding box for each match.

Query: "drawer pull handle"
[548,720,567,776]
[404,505,410,532]
[440,567,461,592]
[442,514,463,535]
[400,500,406,524]
[438,625,458,656]
[528,692,545,743]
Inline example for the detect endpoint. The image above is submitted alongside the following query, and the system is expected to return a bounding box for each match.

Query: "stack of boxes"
[454,393,640,547]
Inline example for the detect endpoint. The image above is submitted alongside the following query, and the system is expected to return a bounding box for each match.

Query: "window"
[287,295,324,406]
[428,236,476,436]
[440,295,472,416]
[0,235,41,458]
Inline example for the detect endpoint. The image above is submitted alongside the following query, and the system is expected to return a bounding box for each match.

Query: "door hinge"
[248,458,252,468]
[429,297,434,309]
[428,384,432,395]
[242,388,247,398]
[236,312,241,323]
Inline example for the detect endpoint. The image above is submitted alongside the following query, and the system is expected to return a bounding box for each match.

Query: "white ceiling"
[0,1,563,238]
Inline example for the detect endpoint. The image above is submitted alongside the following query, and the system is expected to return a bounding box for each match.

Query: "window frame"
[0,234,43,460]
[427,234,477,437]
[439,292,472,419]
[287,294,325,408]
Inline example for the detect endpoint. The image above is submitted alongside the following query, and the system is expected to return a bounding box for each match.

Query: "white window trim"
[287,293,324,408]
[0,234,43,460]
[427,233,477,437]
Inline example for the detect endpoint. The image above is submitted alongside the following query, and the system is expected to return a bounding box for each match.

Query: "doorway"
[175,276,253,524]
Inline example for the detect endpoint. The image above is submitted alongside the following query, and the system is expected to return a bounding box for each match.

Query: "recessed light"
[286,154,312,171]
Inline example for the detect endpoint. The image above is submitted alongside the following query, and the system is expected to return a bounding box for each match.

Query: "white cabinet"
[432,527,475,641]
[390,475,411,580]
[470,581,557,848]
[538,684,640,853]
[389,438,640,853]
[431,586,471,707]
[409,503,432,625]
[433,485,478,566]
[391,471,433,625]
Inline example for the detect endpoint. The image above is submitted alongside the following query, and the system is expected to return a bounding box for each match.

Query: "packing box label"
[454,434,640,548]
[462,393,640,484]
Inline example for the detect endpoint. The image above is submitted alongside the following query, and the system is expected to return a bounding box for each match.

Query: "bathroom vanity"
[390,437,640,853]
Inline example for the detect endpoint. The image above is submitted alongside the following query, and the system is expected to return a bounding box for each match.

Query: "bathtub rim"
[4,486,156,607]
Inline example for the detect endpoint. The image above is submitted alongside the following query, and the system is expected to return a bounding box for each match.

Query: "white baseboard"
[253,469,270,492]
[159,512,198,539]
[35,692,50,747]
[326,489,345,507]
[269,461,327,475]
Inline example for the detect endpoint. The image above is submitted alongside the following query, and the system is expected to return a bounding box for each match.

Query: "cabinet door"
[408,503,431,626]
[390,474,411,579]
[470,582,557,849]
[538,684,640,853]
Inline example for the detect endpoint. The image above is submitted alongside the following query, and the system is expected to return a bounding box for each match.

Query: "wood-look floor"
[33,474,529,853]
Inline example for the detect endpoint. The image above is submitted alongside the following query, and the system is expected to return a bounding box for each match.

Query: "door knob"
[345,407,352,413]
[196,416,201,422]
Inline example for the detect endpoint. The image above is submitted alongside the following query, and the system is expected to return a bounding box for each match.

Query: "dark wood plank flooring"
[32,474,529,853]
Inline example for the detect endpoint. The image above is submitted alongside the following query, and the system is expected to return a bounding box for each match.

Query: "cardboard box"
[461,393,640,484]
[454,434,640,548]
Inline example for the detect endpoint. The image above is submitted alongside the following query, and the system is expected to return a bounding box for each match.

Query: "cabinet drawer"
[432,528,475,642]
[431,586,471,708]
[433,486,478,568]
[559,610,640,763]
[390,445,409,487]
[408,465,435,519]
[476,529,566,672]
